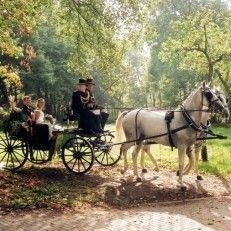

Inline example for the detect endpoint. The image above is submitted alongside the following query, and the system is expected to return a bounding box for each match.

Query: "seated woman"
[34,98,53,139]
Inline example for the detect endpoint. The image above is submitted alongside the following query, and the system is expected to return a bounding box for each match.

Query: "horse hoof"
[176,170,179,176]
[197,175,203,180]
[142,169,148,173]
[136,177,142,182]
[181,186,187,191]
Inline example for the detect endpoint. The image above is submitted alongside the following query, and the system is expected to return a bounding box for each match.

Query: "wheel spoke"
[66,148,75,153]
[81,156,92,165]
[0,150,6,155]
[0,143,6,148]
[71,158,78,170]
[5,153,10,167]
[108,154,115,163]
[0,137,8,146]
[39,150,43,160]
[77,159,80,172]
[101,152,106,163]
[0,152,7,163]
[13,150,25,159]
[10,139,17,147]
[106,154,109,165]
[10,153,15,168]
[80,158,86,170]
[12,151,22,164]
[81,147,90,153]
[66,157,75,164]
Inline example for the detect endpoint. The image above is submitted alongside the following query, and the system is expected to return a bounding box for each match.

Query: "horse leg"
[195,142,203,180]
[141,144,147,173]
[183,146,194,175]
[145,145,159,172]
[177,146,187,190]
[120,143,131,175]
[132,144,142,181]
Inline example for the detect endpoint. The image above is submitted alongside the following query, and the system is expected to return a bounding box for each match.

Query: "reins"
[106,107,211,113]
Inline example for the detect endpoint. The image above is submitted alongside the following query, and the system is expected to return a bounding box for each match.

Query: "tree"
[159,3,231,84]
[0,0,46,106]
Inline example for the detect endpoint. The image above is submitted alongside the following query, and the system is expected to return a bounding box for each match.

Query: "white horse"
[183,88,230,179]
[140,88,230,180]
[112,83,229,189]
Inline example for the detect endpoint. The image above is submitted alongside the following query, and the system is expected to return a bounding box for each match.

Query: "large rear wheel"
[62,137,94,174]
[0,134,28,170]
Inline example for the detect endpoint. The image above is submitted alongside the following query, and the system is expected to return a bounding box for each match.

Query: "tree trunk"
[201,144,208,162]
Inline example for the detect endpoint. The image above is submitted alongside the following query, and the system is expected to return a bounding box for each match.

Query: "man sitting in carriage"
[4,95,35,137]
[71,78,103,135]
[86,78,109,130]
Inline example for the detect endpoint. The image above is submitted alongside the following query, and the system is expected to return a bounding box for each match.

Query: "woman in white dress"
[34,98,45,123]
[34,98,53,139]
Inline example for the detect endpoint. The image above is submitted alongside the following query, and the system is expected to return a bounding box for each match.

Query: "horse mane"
[182,85,202,106]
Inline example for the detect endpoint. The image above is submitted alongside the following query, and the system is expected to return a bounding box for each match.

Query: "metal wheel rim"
[0,134,28,170]
[62,137,94,174]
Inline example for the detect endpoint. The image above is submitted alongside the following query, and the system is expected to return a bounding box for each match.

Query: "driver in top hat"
[71,78,102,134]
[86,78,109,130]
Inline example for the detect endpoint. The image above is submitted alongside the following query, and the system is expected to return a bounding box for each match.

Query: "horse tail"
[111,111,128,154]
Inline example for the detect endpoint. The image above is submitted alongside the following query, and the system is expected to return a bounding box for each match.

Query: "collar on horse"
[165,106,210,150]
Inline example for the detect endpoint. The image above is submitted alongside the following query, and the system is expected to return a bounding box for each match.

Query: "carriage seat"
[32,123,51,149]
[63,104,80,122]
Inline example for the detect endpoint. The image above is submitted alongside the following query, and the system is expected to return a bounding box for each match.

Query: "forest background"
[0,0,230,122]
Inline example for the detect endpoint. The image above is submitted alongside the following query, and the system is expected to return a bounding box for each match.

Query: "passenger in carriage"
[34,98,53,139]
[86,78,109,130]
[21,96,35,121]
[71,78,102,135]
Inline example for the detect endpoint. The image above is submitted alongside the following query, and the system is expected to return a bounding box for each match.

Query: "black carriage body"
[0,108,120,174]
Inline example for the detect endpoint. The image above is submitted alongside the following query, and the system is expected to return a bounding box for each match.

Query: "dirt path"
[0,197,230,231]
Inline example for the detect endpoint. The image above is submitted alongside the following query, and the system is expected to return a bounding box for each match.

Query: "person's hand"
[87,103,94,109]
[96,105,104,109]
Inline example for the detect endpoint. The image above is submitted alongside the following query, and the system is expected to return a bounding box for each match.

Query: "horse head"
[214,88,230,118]
[201,83,229,118]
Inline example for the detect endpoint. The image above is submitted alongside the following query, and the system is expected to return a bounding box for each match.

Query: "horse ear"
[202,81,206,88]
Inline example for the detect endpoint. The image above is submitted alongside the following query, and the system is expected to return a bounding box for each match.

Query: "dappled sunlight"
[109,211,214,231]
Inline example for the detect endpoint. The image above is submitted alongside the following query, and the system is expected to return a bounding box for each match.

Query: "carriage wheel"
[28,147,51,164]
[62,137,94,174]
[94,132,121,166]
[0,134,28,170]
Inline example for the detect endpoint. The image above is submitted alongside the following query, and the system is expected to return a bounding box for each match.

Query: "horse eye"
[204,91,213,100]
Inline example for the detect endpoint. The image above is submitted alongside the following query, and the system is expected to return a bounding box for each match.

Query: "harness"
[117,88,227,149]
[165,111,175,150]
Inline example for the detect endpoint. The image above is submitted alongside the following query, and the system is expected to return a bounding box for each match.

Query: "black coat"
[71,91,89,115]
[21,104,33,118]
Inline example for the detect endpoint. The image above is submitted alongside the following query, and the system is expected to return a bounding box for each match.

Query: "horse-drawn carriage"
[0,107,121,174]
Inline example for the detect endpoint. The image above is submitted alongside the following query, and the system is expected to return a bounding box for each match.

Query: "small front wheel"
[62,137,94,174]
[94,133,121,166]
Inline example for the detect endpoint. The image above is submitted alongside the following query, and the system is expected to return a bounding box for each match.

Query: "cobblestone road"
[0,197,230,231]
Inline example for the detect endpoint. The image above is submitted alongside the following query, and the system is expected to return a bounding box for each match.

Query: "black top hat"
[78,78,86,85]
[86,78,95,85]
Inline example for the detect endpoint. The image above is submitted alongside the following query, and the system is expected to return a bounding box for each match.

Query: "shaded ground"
[0,164,230,213]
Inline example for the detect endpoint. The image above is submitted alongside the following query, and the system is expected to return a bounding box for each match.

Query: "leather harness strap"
[165,111,175,150]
